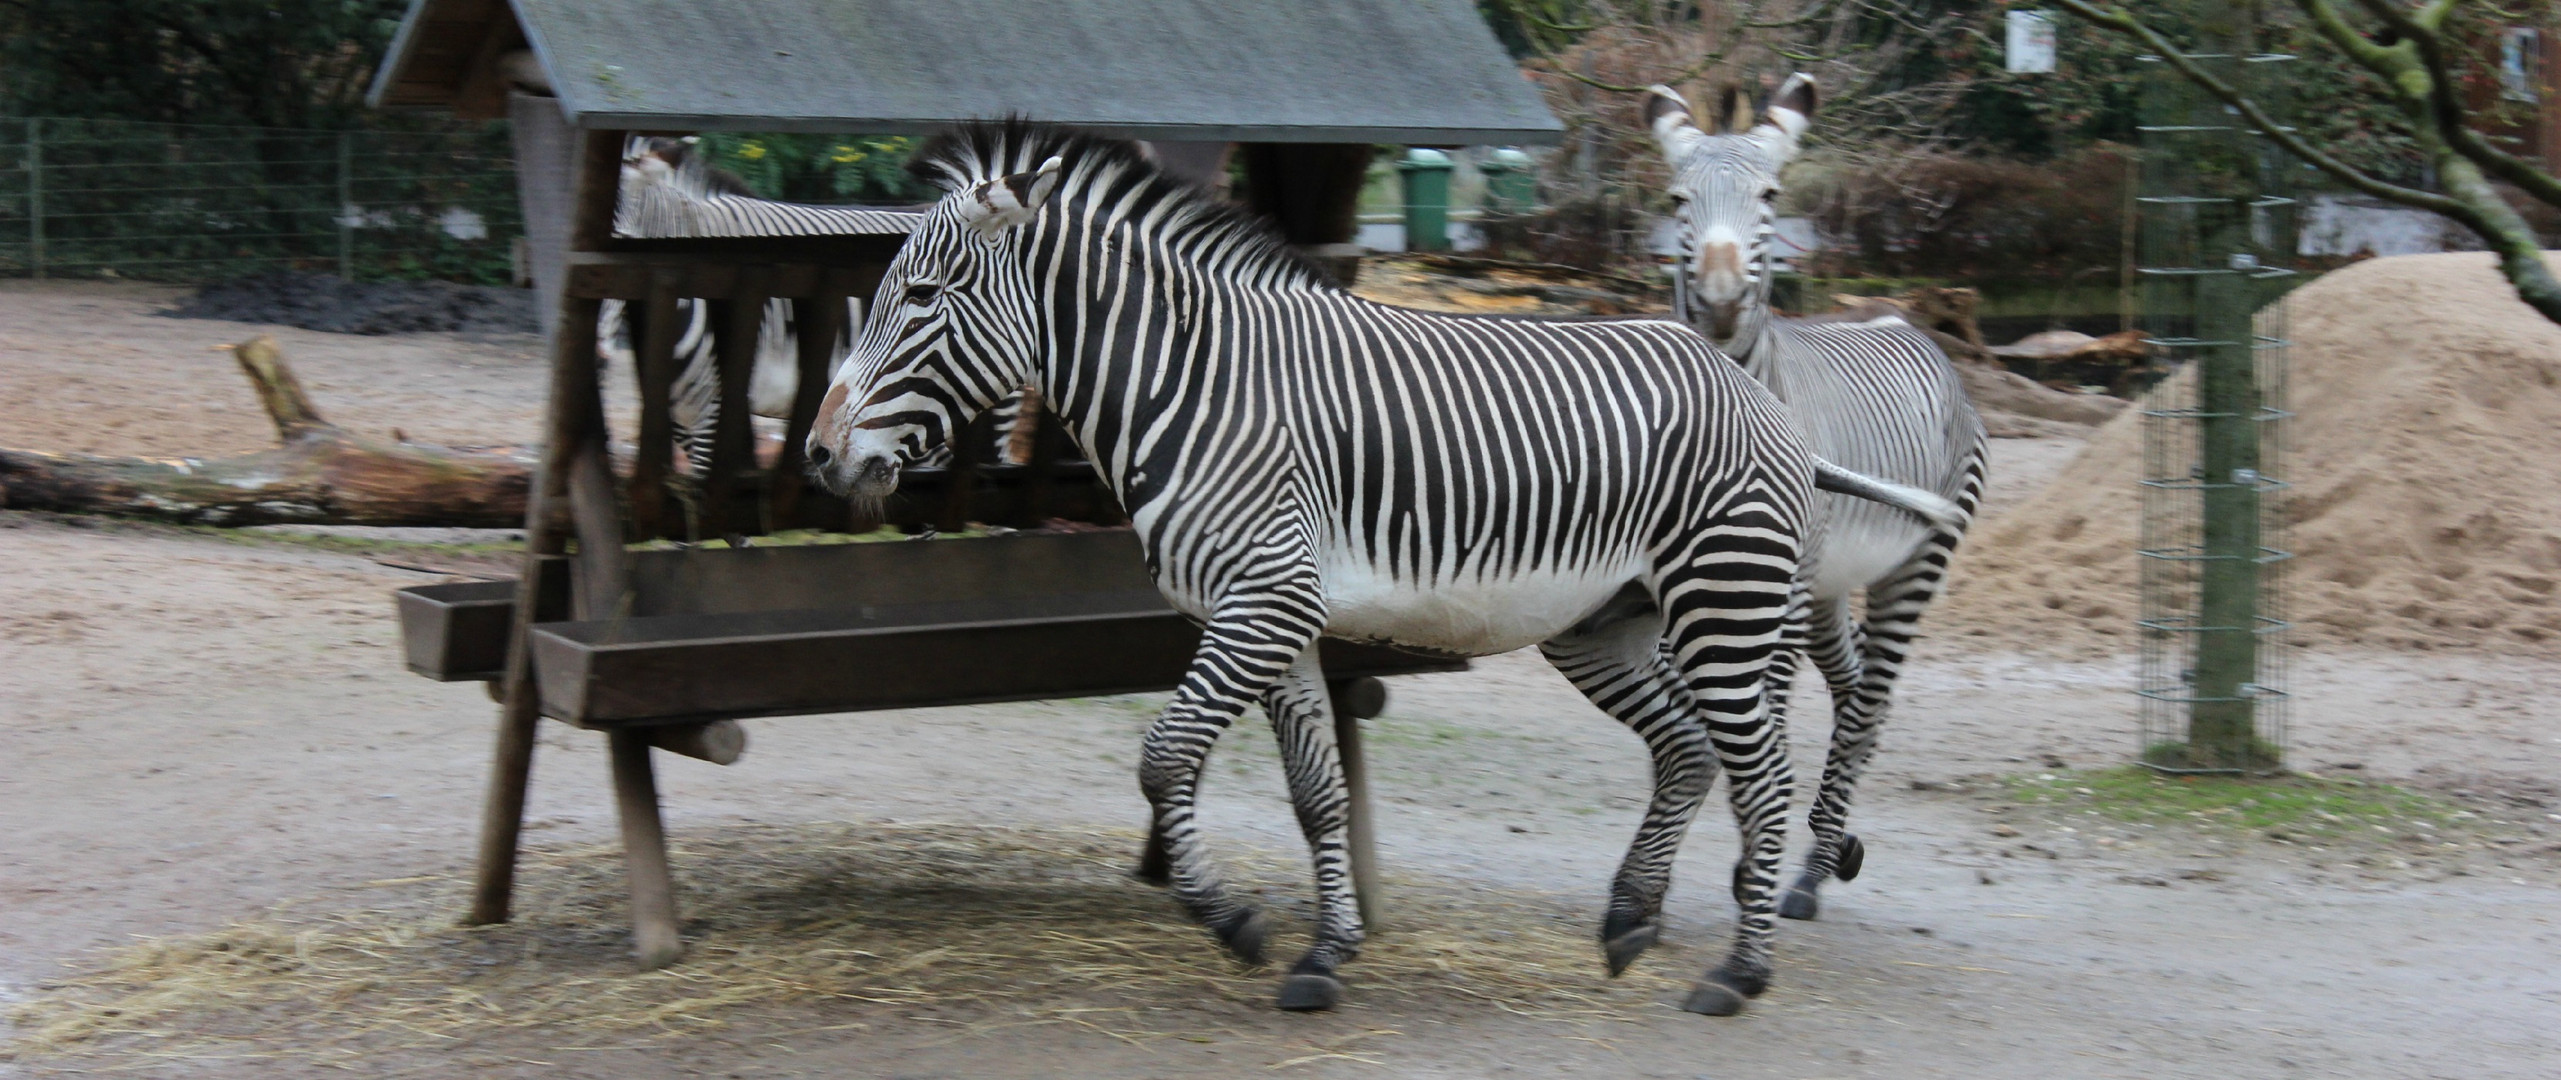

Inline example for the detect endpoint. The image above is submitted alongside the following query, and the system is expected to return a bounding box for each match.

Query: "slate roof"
[370,0,1562,144]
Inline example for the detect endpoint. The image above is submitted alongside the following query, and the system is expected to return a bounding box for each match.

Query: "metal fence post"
[28,118,44,280]
[337,131,354,280]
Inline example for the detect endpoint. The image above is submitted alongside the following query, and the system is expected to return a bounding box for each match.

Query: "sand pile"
[1939,252,2561,654]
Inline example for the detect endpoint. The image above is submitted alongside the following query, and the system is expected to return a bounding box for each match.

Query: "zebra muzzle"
[850,453,900,498]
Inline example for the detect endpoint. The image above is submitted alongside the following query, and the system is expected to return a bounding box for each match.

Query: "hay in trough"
[5,821,1695,1068]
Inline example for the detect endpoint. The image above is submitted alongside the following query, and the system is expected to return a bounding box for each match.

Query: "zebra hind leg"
[1539,586,1714,978]
[1790,517,1966,920]
[1781,593,1865,921]
[1654,533,1797,1016]
[1258,651,1366,1010]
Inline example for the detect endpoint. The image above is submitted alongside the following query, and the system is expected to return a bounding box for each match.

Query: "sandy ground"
[2,282,2559,1077]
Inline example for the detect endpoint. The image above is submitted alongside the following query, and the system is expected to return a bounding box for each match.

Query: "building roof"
[369,0,1563,145]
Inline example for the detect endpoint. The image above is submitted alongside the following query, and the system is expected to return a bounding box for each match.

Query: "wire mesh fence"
[0,117,521,285]
[2133,52,2296,774]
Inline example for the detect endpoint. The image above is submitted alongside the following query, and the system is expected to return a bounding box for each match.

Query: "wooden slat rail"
[564,250,889,301]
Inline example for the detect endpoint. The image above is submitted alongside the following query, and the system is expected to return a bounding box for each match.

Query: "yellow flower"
[831,145,866,164]
[738,141,767,160]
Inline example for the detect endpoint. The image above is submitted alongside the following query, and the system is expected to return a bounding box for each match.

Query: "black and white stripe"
[1648,76,1991,920]
[809,120,1951,1014]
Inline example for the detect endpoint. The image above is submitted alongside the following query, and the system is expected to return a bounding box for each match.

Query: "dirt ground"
[2,281,2558,1078]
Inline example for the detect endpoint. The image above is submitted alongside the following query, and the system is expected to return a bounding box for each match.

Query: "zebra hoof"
[1836,834,1865,882]
[1214,908,1271,966]
[1778,885,1821,921]
[1276,973,1345,1011]
[1601,922,1660,977]
[1681,980,1747,1016]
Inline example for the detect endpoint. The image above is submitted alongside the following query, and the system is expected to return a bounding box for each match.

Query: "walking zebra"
[806,120,1960,1015]
[1645,76,1990,920]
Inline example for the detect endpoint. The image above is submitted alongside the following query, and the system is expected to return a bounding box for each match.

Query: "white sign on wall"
[2007,10,2058,74]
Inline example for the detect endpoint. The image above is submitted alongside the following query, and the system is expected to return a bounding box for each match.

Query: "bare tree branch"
[2056,0,2561,325]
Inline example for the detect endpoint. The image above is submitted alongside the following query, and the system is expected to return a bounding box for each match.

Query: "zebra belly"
[1317,557,1649,656]
[1808,493,1931,600]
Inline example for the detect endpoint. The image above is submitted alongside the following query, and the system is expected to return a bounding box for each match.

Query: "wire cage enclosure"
[2134,50,2296,773]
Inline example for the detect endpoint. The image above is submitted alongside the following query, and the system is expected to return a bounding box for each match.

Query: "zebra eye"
[903,282,940,307]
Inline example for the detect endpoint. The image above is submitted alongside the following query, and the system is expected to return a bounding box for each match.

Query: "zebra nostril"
[808,444,833,468]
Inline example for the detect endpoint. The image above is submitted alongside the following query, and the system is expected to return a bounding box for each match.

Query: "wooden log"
[0,336,533,527]
[645,719,747,765]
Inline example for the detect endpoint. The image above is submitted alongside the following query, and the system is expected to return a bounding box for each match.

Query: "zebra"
[804,120,1962,1015]
[1644,75,1990,921]
[607,138,1038,482]
[598,294,815,478]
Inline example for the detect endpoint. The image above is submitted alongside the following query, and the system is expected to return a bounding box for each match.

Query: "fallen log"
[0,336,534,527]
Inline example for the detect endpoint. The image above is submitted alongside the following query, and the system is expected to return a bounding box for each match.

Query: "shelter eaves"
[370,0,1564,145]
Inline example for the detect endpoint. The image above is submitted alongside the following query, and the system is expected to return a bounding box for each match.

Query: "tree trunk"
[0,336,533,527]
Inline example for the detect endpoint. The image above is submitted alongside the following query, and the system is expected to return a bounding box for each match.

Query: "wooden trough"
[397,531,1464,966]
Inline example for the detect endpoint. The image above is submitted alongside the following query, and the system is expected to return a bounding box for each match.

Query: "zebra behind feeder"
[1646,75,1991,921]
[807,120,1961,1015]
[603,138,1032,486]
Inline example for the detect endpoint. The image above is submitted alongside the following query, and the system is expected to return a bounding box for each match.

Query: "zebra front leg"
[1782,593,1866,921]
[1137,604,1323,968]
[1656,545,1796,1016]
[1539,590,1714,978]
[1259,651,1365,1010]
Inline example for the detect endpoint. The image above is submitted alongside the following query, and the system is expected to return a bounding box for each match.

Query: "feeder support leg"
[609,729,685,968]
[1329,676,1387,932]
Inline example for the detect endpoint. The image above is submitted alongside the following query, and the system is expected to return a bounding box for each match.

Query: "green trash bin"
[1398,148,1455,252]
[1479,147,1537,216]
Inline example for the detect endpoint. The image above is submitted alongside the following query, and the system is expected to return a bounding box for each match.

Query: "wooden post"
[1328,676,1387,932]
[935,413,991,533]
[609,729,684,968]
[768,292,845,527]
[1012,396,1072,529]
[702,270,771,540]
[627,273,681,538]
[26,118,43,280]
[336,132,354,280]
[466,124,620,927]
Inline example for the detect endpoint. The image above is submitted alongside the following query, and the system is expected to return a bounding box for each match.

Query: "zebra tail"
[1811,458,1967,531]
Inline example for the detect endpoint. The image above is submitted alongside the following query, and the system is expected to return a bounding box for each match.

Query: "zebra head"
[806,153,1064,502]
[1646,74,1816,348]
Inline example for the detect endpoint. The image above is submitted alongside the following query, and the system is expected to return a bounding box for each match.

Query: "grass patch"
[2009,767,2465,837]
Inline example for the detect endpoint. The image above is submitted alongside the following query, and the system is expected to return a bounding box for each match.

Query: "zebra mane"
[910,119,1335,292]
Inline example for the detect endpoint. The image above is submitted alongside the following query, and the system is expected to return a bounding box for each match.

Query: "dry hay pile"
[1940,253,2561,654]
[6,822,1695,1069]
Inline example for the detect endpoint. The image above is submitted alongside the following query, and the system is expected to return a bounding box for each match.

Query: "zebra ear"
[1764,73,1818,141]
[958,155,1065,236]
[1643,84,1705,163]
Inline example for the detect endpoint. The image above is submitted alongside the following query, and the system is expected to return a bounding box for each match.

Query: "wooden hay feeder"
[370,0,1559,968]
